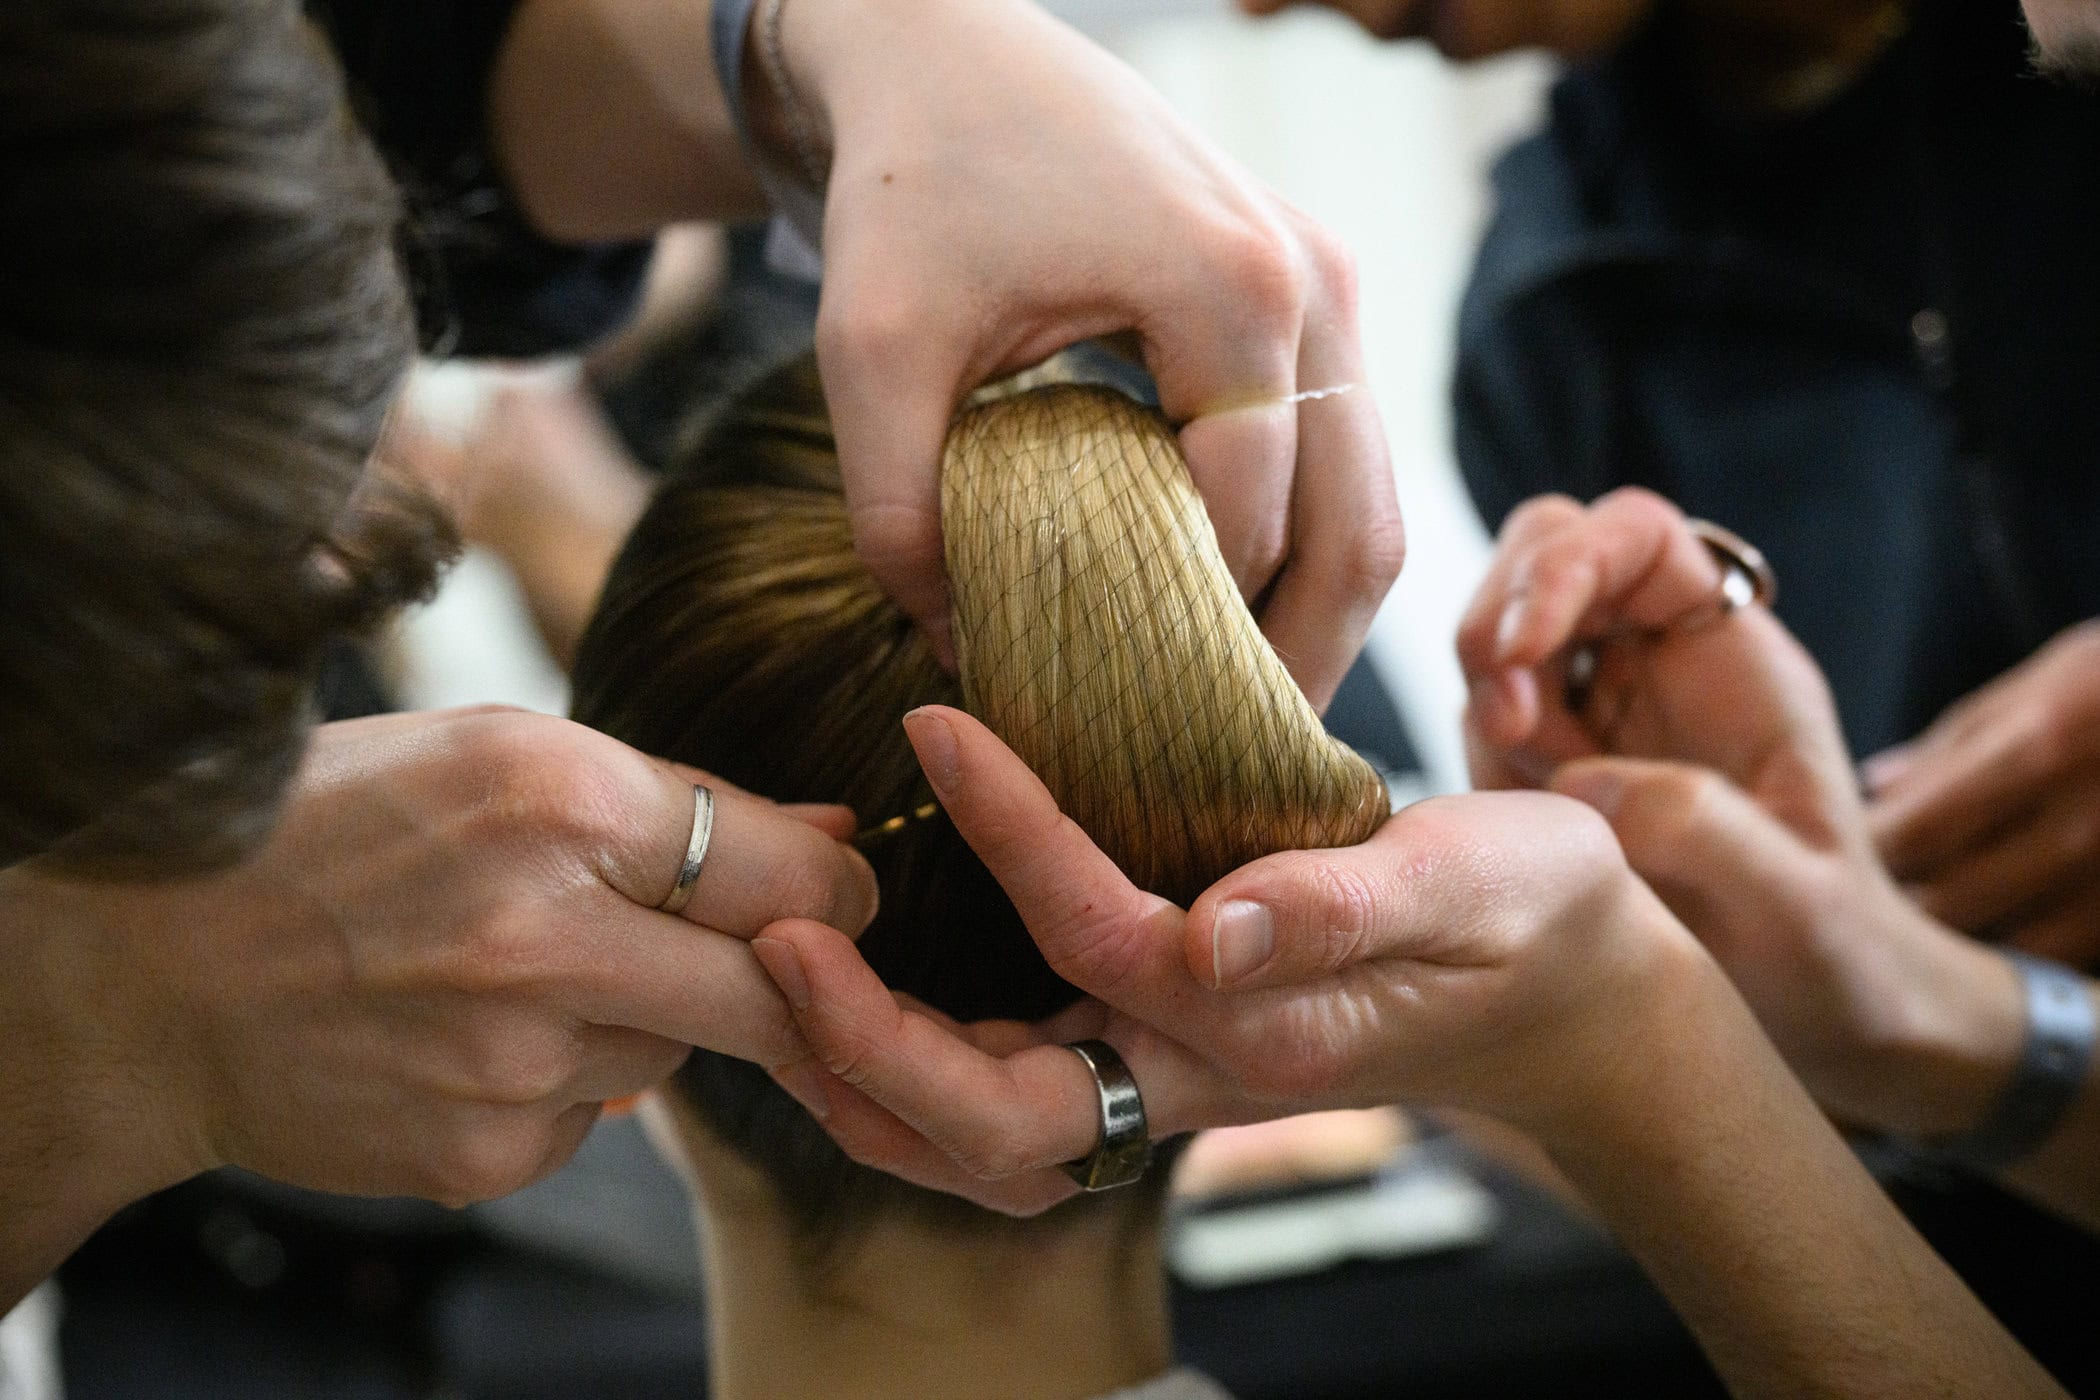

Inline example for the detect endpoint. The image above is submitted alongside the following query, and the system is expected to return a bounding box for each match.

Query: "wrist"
[1509,881,1727,1151]
[1850,905,2025,1139]
[0,873,216,1276]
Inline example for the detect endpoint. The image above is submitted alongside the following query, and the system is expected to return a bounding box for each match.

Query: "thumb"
[1550,756,1801,913]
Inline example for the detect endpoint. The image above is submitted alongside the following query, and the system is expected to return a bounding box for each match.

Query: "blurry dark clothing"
[1456,0,2100,759]
[308,0,651,358]
[1455,2,2100,1391]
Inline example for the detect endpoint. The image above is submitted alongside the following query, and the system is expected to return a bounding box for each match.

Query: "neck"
[688,1143,1172,1400]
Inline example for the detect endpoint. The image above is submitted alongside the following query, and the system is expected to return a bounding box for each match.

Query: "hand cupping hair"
[570,355,1385,1261]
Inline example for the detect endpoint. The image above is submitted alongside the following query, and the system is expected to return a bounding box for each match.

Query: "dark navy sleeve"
[308,0,651,358]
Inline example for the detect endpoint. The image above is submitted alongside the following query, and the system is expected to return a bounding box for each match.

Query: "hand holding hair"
[0,704,879,1308]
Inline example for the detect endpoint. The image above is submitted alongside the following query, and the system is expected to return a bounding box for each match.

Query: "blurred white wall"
[1091,4,1549,789]
[397,2,1551,792]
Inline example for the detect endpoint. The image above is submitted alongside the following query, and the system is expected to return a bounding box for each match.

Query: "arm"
[743,706,2062,1397]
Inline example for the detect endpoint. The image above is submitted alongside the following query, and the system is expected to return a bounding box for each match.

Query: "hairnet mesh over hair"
[945,385,1387,905]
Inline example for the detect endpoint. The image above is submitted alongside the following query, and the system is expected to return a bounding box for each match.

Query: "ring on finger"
[1060,1040,1151,1192]
[659,784,716,916]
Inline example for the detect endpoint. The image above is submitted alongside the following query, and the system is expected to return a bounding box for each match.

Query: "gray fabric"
[709,0,826,269]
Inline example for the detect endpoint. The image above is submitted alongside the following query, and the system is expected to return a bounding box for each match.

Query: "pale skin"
[647,1097,1171,1400]
[746,705,2064,1398]
[5,0,1403,1302]
[1460,487,2100,1234]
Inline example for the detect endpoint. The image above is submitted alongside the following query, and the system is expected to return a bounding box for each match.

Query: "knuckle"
[1205,216,1307,324]
[1308,227,1360,307]
[446,906,557,994]
[1594,484,1681,529]
[1334,510,1407,600]
[462,720,622,849]
[814,290,921,370]
[954,1138,1028,1183]
[1500,493,1582,543]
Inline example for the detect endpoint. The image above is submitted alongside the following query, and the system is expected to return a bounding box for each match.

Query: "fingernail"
[1495,596,1532,662]
[1210,900,1276,988]
[752,938,811,1011]
[903,708,962,795]
[1558,769,1624,819]
[773,1061,833,1122]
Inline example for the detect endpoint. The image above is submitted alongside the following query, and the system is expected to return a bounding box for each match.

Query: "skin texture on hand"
[748,702,1684,1216]
[1460,490,2030,1138]
[1866,619,2100,967]
[780,0,1402,708]
[0,706,877,1306]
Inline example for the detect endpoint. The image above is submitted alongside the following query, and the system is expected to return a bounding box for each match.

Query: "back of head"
[571,356,1384,1266]
[0,0,452,875]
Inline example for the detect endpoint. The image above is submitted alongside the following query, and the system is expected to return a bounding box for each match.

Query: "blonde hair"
[571,355,1385,1258]
[945,383,1386,904]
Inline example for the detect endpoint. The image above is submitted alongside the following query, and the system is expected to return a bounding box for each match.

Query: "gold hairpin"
[852,801,943,850]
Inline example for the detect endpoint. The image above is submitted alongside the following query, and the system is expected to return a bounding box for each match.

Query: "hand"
[0,706,877,1215]
[1464,493,2026,1136]
[1458,488,1857,843]
[1866,620,2100,966]
[785,0,1403,707]
[744,704,1697,1215]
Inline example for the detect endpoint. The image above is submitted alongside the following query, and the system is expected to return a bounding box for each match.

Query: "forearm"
[1536,938,2063,1400]
[489,0,768,240]
[0,877,210,1310]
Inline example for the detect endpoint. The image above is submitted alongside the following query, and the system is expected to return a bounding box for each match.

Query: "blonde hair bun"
[944,384,1389,903]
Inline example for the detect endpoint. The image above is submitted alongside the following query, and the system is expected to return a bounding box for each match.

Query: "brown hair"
[571,356,1384,1265]
[0,0,454,875]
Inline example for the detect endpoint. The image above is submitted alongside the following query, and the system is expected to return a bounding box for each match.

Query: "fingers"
[1550,756,1802,951]
[1912,783,2100,934]
[1180,791,1625,994]
[902,706,1193,1012]
[1458,489,1722,745]
[816,295,965,668]
[754,921,1099,1172]
[1180,811,1431,991]
[567,911,805,1066]
[621,760,880,939]
[754,919,1217,1193]
[1249,237,1404,712]
[1868,720,2044,880]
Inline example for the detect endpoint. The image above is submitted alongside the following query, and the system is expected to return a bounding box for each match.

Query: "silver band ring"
[1564,519,1778,714]
[1685,518,1778,618]
[1060,1040,1151,1192]
[659,784,716,916]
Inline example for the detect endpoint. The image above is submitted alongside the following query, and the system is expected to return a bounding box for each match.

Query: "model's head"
[0,0,451,875]
[570,355,1386,1270]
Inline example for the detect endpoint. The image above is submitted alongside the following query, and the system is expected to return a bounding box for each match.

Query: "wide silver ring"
[659,784,716,916]
[1060,1040,1151,1192]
